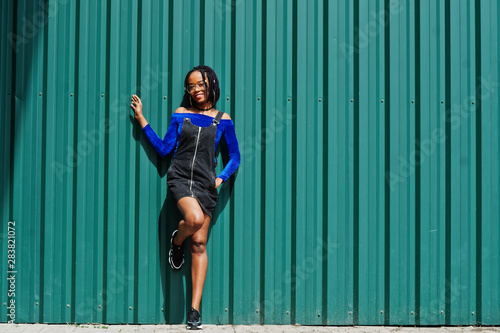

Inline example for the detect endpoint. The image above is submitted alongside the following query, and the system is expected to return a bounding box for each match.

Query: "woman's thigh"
[177,197,205,225]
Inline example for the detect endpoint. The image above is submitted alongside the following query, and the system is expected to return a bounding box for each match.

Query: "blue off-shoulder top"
[142,112,240,182]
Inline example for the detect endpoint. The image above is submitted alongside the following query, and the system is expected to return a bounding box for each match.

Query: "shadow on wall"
[130,111,236,324]
[1,0,42,224]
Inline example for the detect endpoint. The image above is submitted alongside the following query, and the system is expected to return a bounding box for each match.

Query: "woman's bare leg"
[173,196,211,310]
[189,212,211,310]
[174,197,205,245]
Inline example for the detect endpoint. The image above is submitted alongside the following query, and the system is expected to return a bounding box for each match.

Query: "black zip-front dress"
[166,111,224,217]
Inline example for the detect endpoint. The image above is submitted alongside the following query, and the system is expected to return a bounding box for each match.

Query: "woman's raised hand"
[131,94,143,117]
[131,94,148,128]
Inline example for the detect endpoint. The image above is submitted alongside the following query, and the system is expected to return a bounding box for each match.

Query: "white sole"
[186,324,203,330]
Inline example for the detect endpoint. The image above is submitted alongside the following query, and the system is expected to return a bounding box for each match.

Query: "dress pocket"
[211,170,217,188]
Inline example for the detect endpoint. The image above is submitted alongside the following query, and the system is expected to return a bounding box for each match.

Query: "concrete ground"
[0,324,499,333]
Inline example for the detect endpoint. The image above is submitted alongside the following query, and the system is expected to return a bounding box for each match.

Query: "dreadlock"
[184,65,220,109]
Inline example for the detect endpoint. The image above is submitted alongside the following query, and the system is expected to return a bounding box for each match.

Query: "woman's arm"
[131,94,178,157]
[217,120,241,183]
[142,117,178,158]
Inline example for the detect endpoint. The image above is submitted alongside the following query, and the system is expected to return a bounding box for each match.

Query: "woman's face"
[187,71,209,105]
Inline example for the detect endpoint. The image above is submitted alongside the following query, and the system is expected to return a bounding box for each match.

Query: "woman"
[130,65,240,330]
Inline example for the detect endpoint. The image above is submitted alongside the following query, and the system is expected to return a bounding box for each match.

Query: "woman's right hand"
[131,94,148,128]
[131,94,143,118]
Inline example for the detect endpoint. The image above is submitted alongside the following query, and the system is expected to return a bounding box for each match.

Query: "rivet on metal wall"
[163,96,166,100]
[101,93,104,98]
[471,101,475,105]
[8,91,11,95]
[287,97,291,102]
[70,93,74,97]
[318,98,322,102]
[380,310,383,314]
[225,308,228,312]
[36,302,39,306]
[67,304,70,308]
[349,311,352,315]
[350,99,354,103]
[471,311,475,316]
[129,306,132,310]
[256,309,259,313]
[317,313,321,317]
[411,100,415,104]
[98,304,102,309]
[226,96,230,101]
[3,302,6,306]
[441,100,444,104]
[39,92,42,96]
[440,310,444,314]
[286,311,289,315]
[161,308,163,312]
[411,311,414,315]
[257,97,261,101]
[381,99,384,103]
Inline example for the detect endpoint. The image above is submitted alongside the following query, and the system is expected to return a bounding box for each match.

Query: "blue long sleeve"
[142,117,178,158]
[217,121,240,182]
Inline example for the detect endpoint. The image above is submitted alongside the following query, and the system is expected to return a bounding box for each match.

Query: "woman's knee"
[185,212,205,230]
[190,237,207,254]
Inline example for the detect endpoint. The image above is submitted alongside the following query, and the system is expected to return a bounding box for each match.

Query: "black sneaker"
[186,307,202,330]
[169,230,184,270]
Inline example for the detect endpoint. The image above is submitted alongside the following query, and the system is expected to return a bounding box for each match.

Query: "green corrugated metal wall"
[1,0,499,325]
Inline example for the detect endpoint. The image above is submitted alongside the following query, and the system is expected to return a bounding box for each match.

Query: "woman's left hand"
[215,177,223,189]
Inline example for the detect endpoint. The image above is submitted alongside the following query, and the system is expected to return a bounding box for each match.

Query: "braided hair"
[184,65,220,109]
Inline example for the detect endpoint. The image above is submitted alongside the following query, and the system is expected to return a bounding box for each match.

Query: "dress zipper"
[190,127,202,196]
